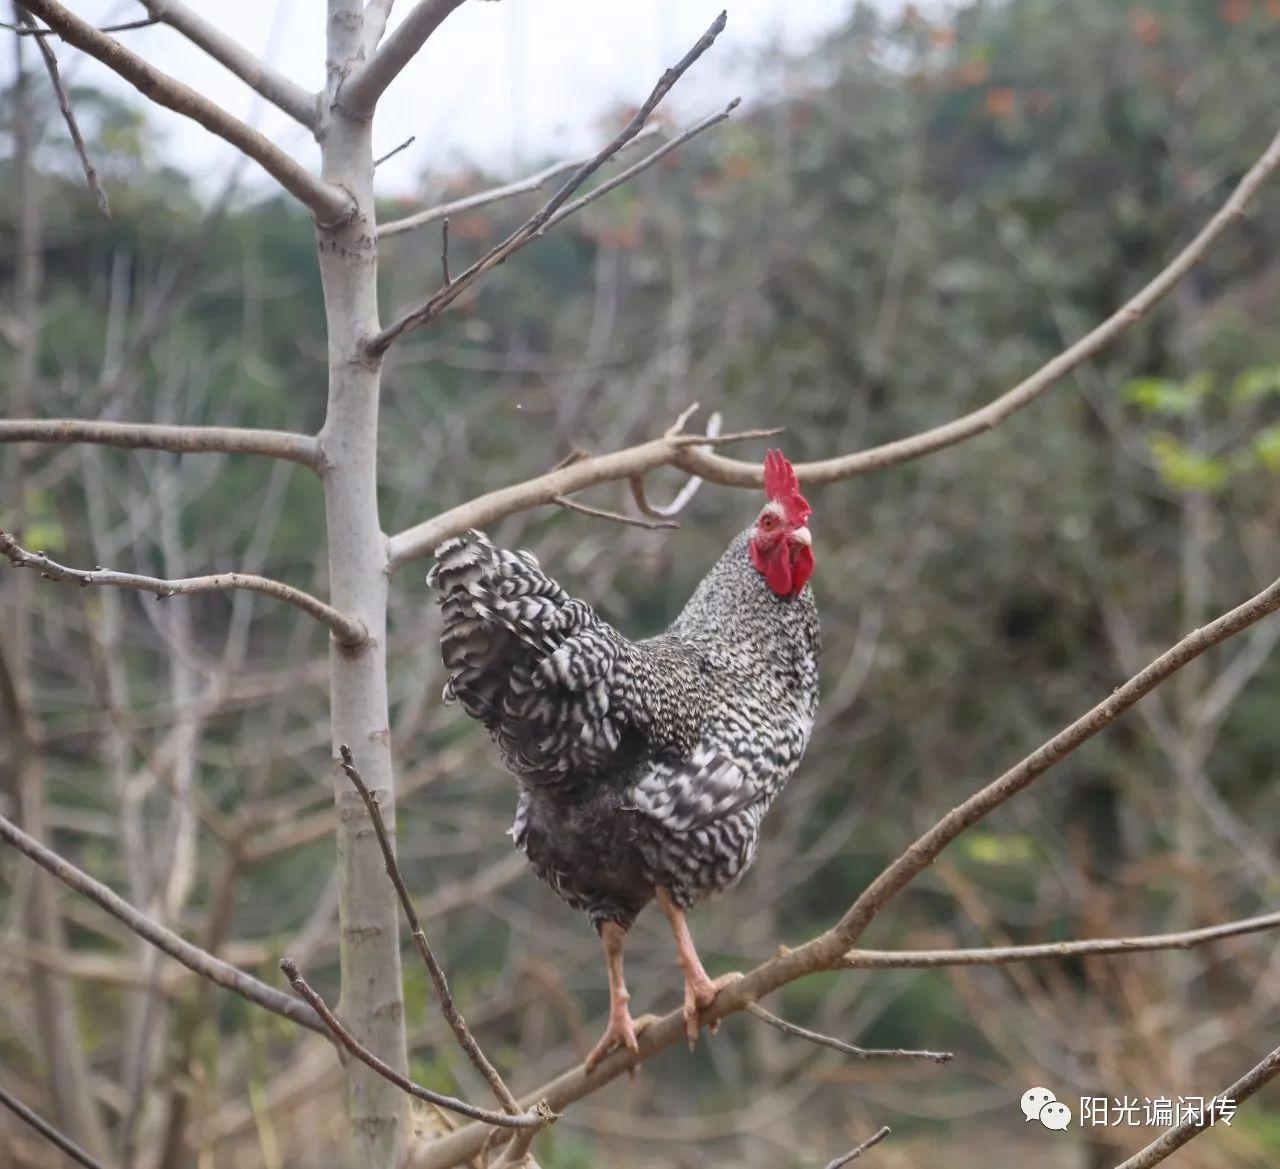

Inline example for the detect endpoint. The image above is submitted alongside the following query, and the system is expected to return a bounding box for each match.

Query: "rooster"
[428,450,818,1068]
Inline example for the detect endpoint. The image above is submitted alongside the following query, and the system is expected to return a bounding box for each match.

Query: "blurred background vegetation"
[2,1,1280,1166]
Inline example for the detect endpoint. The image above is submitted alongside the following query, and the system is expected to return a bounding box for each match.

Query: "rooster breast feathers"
[428,530,797,837]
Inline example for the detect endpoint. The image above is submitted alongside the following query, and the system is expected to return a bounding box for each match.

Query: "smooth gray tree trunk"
[316,6,408,1165]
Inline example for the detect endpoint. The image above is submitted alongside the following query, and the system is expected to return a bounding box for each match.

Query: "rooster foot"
[585,1000,654,1072]
[683,971,744,1048]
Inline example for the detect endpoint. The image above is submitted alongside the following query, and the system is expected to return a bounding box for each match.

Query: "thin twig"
[744,1002,952,1063]
[367,11,731,355]
[0,810,324,1033]
[441,217,452,286]
[375,134,416,168]
[670,427,784,448]
[279,957,551,1131]
[4,15,156,35]
[1113,1044,1280,1168]
[17,8,109,216]
[0,531,368,648]
[338,746,524,1116]
[838,909,1280,968]
[630,412,722,518]
[0,417,320,467]
[550,447,592,470]
[537,98,740,239]
[824,1126,891,1169]
[553,495,679,530]
[665,402,702,436]
[14,0,352,225]
[0,1083,106,1169]
[377,125,662,239]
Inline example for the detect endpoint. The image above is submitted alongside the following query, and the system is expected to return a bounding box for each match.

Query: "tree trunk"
[316,6,408,1166]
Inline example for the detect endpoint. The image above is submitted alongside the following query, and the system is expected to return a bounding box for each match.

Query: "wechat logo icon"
[1022,1086,1071,1131]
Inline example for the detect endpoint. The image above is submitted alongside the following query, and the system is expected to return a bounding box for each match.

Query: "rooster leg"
[584,921,642,1071]
[656,889,738,1047]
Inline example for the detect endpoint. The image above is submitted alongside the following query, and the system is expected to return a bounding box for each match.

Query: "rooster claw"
[624,1014,660,1079]
[683,971,744,1048]
[585,1003,653,1073]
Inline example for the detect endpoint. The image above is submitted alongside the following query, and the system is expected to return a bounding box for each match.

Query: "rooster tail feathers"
[428,530,491,590]
[428,529,633,786]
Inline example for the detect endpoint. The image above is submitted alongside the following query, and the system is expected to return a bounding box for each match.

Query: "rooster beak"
[791,526,812,547]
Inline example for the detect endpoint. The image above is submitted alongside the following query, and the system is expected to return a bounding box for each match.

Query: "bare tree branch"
[377,125,663,239]
[536,99,739,238]
[0,810,325,1034]
[382,433,692,569]
[3,15,157,35]
[375,146,1275,551]
[490,1128,538,1169]
[0,1082,106,1169]
[374,133,416,168]
[135,0,319,129]
[362,0,397,53]
[743,1002,952,1063]
[340,0,468,119]
[1112,1044,1280,1168]
[0,532,369,648]
[0,418,320,467]
[366,11,731,356]
[824,1126,891,1169]
[338,745,523,1116]
[278,958,552,1131]
[16,8,109,215]
[14,0,353,225]
[822,574,1280,952]
[1194,622,1280,734]
[386,410,776,571]
[668,119,1280,488]
[838,910,1280,968]
[403,573,1280,1169]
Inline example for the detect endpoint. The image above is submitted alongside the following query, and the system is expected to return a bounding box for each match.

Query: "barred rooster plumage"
[428,451,819,1066]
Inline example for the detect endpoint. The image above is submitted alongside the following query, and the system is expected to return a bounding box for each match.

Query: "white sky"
[37,1,869,196]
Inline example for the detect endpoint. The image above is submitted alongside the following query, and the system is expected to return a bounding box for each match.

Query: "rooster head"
[749,449,813,598]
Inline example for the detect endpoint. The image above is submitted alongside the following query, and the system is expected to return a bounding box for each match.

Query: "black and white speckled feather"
[429,527,819,931]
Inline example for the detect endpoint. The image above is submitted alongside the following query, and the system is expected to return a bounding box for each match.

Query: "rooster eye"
[760,514,778,531]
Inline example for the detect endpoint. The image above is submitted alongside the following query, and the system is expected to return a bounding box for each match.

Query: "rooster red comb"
[763,449,811,526]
